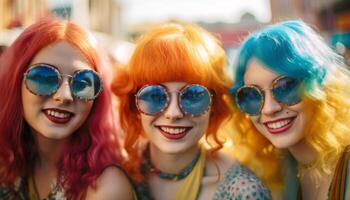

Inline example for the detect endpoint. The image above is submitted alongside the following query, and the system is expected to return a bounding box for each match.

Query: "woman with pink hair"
[0,18,134,199]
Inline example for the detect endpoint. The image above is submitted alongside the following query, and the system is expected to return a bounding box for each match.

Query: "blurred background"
[1,0,350,66]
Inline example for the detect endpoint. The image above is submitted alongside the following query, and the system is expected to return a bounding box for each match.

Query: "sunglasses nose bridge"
[163,92,184,119]
[52,76,74,104]
[260,90,283,115]
[61,74,73,82]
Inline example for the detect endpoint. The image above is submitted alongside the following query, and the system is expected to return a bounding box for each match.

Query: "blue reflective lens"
[272,77,301,105]
[180,85,211,116]
[236,87,263,115]
[25,65,60,95]
[71,70,102,100]
[25,65,102,100]
[137,85,168,114]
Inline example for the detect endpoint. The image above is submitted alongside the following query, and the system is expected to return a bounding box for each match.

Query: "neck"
[150,144,200,174]
[288,138,317,166]
[32,131,69,170]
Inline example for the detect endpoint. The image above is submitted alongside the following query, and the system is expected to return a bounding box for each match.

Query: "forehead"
[161,81,188,90]
[244,58,280,86]
[30,41,93,74]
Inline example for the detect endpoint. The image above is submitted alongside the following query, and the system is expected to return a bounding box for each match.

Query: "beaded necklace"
[135,147,202,200]
[143,148,201,181]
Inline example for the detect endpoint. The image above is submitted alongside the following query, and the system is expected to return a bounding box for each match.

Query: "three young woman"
[2,16,345,200]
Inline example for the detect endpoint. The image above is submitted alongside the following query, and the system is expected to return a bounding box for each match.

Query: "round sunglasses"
[24,63,103,101]
[135,84,213,117]
[235,76,302,116]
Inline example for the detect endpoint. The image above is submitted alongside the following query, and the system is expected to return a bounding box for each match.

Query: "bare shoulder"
[85,166,134,200]
[205,150,240,176]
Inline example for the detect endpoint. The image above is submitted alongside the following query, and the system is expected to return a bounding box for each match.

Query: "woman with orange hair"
[0,18,134,199]
[229,20,350,199]
[112,23,271,200]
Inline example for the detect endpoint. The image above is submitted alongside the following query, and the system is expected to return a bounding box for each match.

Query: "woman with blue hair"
[229,20,350,200]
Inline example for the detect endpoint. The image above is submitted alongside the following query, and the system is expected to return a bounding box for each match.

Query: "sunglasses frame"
[24,63,103,101]
[235,76,302,116]
[135,84,213,117]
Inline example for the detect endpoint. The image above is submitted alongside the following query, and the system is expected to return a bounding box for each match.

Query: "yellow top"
[172,148,206,200]
[27,175,40,200]
[328,145,350,200]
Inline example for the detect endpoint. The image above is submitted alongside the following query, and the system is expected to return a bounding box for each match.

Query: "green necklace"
[144,149,201,181]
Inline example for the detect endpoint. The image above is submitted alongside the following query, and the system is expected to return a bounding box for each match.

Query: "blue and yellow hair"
[229,20,350,191]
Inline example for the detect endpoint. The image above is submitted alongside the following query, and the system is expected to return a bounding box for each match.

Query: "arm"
[85,166,135,200]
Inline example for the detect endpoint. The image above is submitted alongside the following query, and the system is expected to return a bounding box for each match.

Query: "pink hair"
[0,17,121,199]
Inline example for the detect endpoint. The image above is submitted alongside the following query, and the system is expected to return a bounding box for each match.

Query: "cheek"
[21,83,42,114]
[140,114,156,133]
[77,101,94,120]
[21,83,30,110]
[194,112,210,133]
[21,84,48,131]
[249,116,260,127]
[289,102,310,131]
[248,116,266,134]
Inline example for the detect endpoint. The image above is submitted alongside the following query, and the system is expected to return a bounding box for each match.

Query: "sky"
[120,0,272,25]
[49,0,271,25]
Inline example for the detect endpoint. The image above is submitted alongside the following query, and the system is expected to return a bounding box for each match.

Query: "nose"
[261,90,282,116]
[163,93,184,119]
[52,77,74,104]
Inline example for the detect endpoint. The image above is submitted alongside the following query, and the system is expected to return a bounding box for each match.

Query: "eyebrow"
[164,84,182,94]
[160,83,174,91]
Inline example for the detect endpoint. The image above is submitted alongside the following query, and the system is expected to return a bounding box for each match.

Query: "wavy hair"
[0,17,121,199]
[111,23,233,181]
[229,20,350,191]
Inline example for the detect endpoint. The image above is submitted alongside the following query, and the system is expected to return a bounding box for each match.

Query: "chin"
[42,134,68,140]
[271,141,291,149]
[40,129,74,140]
[270,137,303,149]
[156,142,194,155]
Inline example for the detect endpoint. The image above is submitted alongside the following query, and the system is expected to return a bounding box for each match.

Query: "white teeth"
[159,127,188,135]
[266,119,292,129]
[47,110,70,119]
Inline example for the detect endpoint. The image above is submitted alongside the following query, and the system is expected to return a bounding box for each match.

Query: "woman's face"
[139,82,211,154]
[21,41,94,140]
[243,58,310,149]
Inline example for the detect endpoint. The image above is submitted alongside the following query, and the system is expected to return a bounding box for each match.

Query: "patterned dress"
[212,165,272,200]
[0,177,66,200]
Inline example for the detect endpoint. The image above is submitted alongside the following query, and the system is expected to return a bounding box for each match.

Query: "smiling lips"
[43,108,74,124]
[156,126,192,140]
[263,117,296,134]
